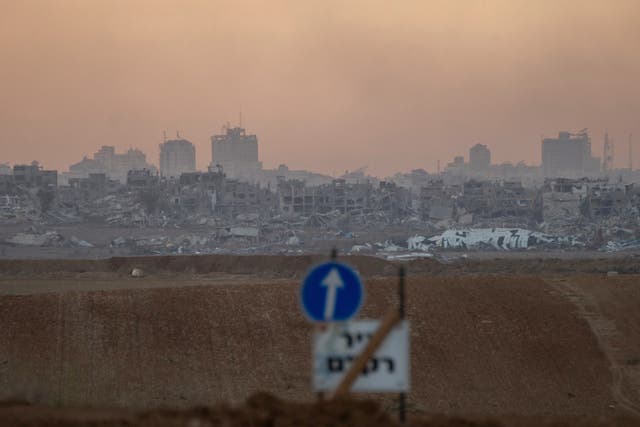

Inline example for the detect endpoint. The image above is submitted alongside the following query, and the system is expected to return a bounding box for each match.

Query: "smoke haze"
[1,0,639,176]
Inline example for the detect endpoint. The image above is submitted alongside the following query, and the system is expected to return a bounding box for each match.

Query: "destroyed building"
[67,146,155,183]
[277,178,311,215]
[258,164,333,189]
[69,173,110,194]
[176,170,226,214]
[95,146,151,181]
[4,127,640,254]
[218,179,275,217]
[542,178,589,223]
[374,181,412,219]
[492,181,539,220]
[419,179,538,224]
[460,180,497,218]
[0,175,14,194]
[210,125,262,182]
[469,144,491,174]
[127,169,159,188]
[277,178,373,215]
[13,163,57,187]
[173,169,274,218]
[391,169,433,192]
[274,178,411,222]
[542,130,601,178]
[419,180,454,221]
[159,138,196,179]
[67,157,106,181]
[585,182,629,218]
[445,156,467,176]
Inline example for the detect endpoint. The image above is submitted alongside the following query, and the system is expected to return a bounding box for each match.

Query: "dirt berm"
[1,393,639,426]
[2,253,640,277]
[3,265,640,418]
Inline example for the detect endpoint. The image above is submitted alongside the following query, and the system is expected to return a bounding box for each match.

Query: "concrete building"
[0,175,14,193]
[94,146,152,182]
[469,144,491,173]
[210,126,262,181]
[0,164,11,175]
[68,157,107,179]
[126,169,159,188]
[159,138,196,178]
[542,131,600,178]
[461,180,497,217]
[445,156,466,175]
[419,180,454,221]
[13,162,57,187]
[67,146,154,183]
[68,173,109,194]
[586,182,628,218]
[541,178,589,223]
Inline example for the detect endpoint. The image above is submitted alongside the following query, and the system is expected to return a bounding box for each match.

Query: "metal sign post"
[301,249,410,423]
[316,247,340,402]
[398,266,406,424]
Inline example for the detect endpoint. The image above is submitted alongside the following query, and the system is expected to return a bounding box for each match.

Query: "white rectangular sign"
[313,319,410,392]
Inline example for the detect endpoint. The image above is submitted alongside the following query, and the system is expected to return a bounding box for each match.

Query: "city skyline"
[3,126,634,180]
[1,1,639,176]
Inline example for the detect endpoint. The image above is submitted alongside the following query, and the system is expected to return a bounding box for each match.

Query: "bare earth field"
[0,254,639,426]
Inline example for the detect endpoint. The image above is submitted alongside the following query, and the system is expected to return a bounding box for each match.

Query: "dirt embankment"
[2,393,639,427]
[0,275,627,417]
[1,253,640,279]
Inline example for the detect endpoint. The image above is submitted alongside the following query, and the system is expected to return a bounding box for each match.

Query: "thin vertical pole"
[318,248,338,402]
[398,266,406,424]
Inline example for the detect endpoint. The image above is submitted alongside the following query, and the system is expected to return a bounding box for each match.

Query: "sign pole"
[398,266,406,424]
[317,247,338,402]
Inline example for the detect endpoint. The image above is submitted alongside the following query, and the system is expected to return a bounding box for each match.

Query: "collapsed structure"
[2,128,640,256]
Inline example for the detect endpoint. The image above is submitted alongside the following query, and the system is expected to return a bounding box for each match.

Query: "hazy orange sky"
[1,0,639,177]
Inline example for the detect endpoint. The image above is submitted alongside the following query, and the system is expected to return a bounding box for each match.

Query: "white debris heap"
[409,228,580,251]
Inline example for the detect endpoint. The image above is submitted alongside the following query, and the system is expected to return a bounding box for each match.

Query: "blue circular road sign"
[301,262,363,322]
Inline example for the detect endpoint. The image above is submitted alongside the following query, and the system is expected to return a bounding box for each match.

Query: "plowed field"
[1,255,639,426]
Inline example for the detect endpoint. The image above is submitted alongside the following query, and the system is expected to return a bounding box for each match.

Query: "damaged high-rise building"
[67,145,155,184]
[210,125,262,182]
[542,130,600,178]
[160,137,196,179]
[469,144,491,174]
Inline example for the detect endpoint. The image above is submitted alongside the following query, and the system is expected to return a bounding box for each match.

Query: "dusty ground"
[2,393,639,427]
[0,254,639,426]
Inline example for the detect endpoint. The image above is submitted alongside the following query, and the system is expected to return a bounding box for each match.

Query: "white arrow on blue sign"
[301,262,363,322]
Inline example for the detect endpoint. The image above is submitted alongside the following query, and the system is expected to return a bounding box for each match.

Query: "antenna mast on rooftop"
[629,133,633,170]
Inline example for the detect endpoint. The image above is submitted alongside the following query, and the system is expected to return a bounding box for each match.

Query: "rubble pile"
[602,239,640,252]
[3,169,640,256]
[5,229,93,248]
[410,228,581,251]
[7,231,65,247]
